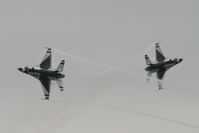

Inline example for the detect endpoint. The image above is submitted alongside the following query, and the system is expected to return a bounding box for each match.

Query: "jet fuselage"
[145,58,183,73]
[18,48,65,100]
[18,67,65,80]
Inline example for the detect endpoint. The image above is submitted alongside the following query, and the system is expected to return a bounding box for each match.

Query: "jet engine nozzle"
[60,73,65,78]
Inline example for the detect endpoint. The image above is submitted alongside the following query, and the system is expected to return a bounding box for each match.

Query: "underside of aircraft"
[18,48,65,100]
[145,43,183,89]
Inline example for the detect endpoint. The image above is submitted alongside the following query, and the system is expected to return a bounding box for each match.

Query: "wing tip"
[47,48,52,53]
[61,60,65,64]
[44,94,50,100]
[155,42,161,47]
[44,47,52,53]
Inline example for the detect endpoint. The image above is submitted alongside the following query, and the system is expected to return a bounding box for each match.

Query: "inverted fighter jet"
[18,48,65,100]
[145,43,183,89]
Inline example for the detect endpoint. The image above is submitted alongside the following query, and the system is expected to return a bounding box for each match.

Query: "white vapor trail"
[53,48,143,77]
[53,44,181,90]
[51,99,199,130]
[53,44,168,84]
[53,43,155,78]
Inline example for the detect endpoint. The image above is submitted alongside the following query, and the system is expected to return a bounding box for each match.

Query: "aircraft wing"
[39,76,51,99]
[40,48,52,69]
[155,43,165,62]
[157,68,166,80]
[157,69,166,90]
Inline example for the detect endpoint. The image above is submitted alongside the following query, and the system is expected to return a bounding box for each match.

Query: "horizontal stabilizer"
[57,60,65,72]
[56,79,64,91]
[145,55,152,65]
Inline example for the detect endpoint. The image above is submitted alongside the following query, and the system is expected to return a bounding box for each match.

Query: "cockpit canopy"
[24,66,34,73]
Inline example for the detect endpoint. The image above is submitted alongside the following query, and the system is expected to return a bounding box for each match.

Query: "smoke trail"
[51,99,199,130]
[53,46,165,84]
[53,43,181,89]
[53,43,155,72]
[143,43,156,54]
[53,48,144,78]
[53,42,156,79]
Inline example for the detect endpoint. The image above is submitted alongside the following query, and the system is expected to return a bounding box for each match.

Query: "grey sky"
[0,0,199,133]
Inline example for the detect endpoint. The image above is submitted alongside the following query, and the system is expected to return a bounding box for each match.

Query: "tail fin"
[56,79,64,91]
[145,55,152,65]
[56,60,65,72]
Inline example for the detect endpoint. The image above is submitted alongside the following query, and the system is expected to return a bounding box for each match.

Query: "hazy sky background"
[0,0,199,133]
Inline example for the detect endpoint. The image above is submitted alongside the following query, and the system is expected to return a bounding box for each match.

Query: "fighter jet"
[18,48,65,100]
[145,43,183,89]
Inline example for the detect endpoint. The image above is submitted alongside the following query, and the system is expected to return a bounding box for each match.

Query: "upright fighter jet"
[18,48,65,100]
[145,43,183,89]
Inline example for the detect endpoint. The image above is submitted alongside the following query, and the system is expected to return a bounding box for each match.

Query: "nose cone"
[18,67,23,72]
